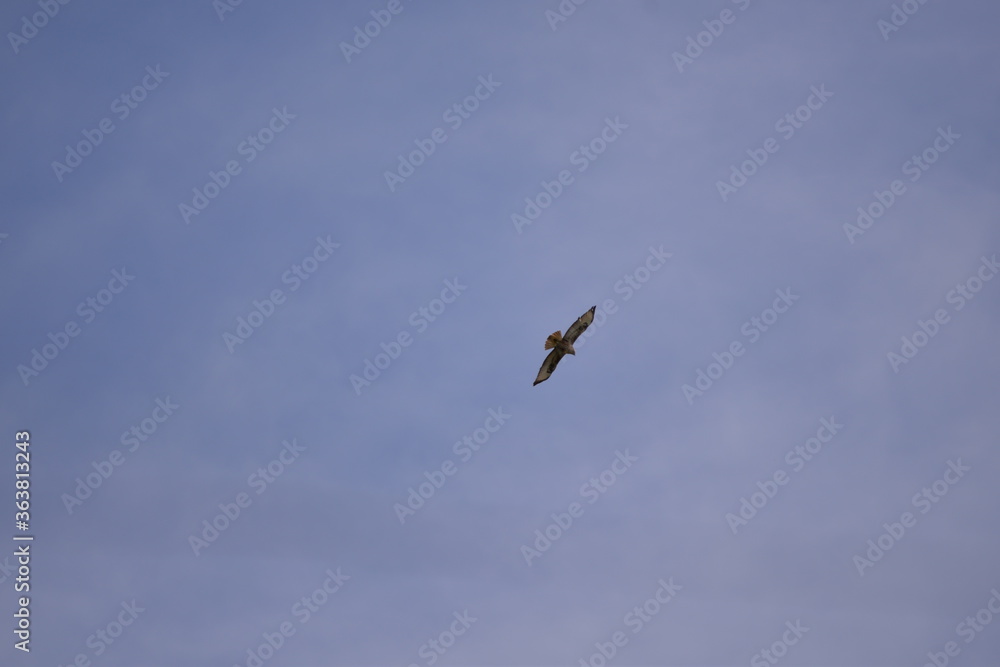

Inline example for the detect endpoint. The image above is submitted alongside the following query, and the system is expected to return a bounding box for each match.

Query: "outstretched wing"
[563,306,596,344]
[533,349,564,386]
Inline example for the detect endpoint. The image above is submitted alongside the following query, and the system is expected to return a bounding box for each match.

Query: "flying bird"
[533,306,596,386]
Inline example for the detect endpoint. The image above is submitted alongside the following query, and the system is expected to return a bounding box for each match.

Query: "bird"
[533,306,596,386]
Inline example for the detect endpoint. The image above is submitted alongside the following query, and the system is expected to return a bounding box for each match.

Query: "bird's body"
[533,306,595,386]
[545,331,576,356]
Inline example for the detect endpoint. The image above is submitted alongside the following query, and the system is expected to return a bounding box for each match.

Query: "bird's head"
[566,343,576,355]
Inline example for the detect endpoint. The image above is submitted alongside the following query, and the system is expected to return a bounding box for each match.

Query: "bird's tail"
[544,331,562,350]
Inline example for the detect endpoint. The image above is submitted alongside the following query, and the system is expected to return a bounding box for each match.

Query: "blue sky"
[2,1,999,665]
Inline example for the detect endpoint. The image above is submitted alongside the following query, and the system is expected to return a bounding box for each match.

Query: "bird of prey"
[533,306,596,386]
